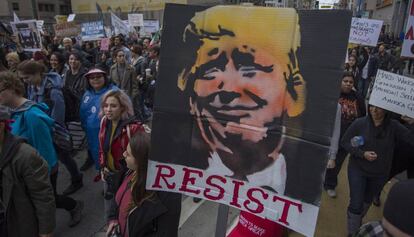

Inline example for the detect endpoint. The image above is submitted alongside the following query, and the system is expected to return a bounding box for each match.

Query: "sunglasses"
[87,75,104,80]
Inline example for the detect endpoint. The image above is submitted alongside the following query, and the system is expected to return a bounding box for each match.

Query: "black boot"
[63,173,83,196]
[69,200,84,227]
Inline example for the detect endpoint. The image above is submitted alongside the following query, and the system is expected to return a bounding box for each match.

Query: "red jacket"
[98,116,144,170]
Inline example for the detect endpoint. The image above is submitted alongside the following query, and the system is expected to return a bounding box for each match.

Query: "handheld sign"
[128,14,144,27]
[348,17,383,46]
[100,38,110,51]
[81,21,105,41]
[10,20,42,52]
[54,22,81,37]
[146,4,352,237]
[402,0,414,57]
[369,70,414,118]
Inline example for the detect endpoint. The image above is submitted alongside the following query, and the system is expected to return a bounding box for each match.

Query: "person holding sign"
[341,105,414,236]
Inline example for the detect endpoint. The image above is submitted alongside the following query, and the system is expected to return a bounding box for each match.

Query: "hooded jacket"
[27,72,65,125]
[98,117,143,170]
[0,132,55,237]
[80,84,118,169]
[341,111,414,177]
[10,101,58,171]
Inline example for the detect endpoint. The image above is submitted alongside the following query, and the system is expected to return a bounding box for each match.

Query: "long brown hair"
[129,130,154,208]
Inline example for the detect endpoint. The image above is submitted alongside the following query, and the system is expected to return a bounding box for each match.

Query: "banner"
[128,14,144,27]
[348,17,383,46]
[143,20,160,34]
[10,20,42,52]
[54,22,81,37]
[111,12,129,36]
[402,0,414,57]
[100,38,110,51]
[81,21,105,41]
[71,0,187,13]
[146,4,352,237]
[369,70,414,117]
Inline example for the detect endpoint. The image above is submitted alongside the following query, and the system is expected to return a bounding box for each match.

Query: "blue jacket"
[11,101,58,171]
[80,84,118,169]
[27,72,65,125]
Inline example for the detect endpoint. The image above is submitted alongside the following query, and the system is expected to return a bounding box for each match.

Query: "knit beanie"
[383,179,414,235]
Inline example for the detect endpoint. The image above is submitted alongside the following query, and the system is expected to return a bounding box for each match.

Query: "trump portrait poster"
[146,4,351,236]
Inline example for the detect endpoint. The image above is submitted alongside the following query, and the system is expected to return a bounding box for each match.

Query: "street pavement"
[55,150,401,237]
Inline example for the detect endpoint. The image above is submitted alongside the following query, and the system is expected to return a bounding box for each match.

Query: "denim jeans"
[347,165,387,215]
[324,148,348,190]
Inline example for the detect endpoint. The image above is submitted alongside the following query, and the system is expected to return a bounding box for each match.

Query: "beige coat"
[109,64,139,99]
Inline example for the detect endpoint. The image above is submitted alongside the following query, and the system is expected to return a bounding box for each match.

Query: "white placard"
[369,70,414,117]
[349,18,383,46]
[68,14,76,22]
[111,12,129,36]
[128,14,144,27]
[143,20,160,33]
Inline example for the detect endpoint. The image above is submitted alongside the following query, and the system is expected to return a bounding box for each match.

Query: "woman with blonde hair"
[98,89,144,221]
[6,52,20,73]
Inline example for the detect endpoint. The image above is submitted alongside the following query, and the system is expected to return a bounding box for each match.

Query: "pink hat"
[85,68,106,78]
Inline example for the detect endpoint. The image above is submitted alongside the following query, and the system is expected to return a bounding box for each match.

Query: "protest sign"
[402,0,414,57]
[68,14,76,22]
[348,17,383,46]
[111,12,128,36]
[146,4,351,237]
[81,21,105,41]
[54,22,81,37]
[10,20,42,52]
[55,15,68,24]
[128,14,144,27]
[100,38,110,51]
[143,20,160,34]
[369,70,414,117]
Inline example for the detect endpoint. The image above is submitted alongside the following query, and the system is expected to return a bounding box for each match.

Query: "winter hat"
[0,105,10,121]
[383,179,414,235]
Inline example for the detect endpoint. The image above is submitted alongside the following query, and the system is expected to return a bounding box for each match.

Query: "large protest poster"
[81,21,105,41]
[111,12,129,36]
[348,17,383,46]
[54,22,81,37]
[146,4,351,237]
[369,70,414,117]
[10,20,42,52]
[402,0,414,57]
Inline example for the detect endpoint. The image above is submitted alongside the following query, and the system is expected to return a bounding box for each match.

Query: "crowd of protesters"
[0,26,413,237]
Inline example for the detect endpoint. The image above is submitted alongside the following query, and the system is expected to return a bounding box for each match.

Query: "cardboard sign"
[55,15,68,24]
[369,70,414,117]
[143,20,160,33]
[54,22,81,37]
[10,20,42,52]
[111,12,128,36]
[402,0,414,57]
[128,14,144,27]
[100,38,110,51]
[81,21,105,41]
[348,17,383,46]
[146,4,351,237]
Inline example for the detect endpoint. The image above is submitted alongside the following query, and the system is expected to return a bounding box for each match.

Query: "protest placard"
[54,22,81,37]
[348,17,383,46]
[111,12,128,36]
[68,14,76,22]
[128,14,144,27]
[402,0,414,57]
[55,15,68,24]
[10,20,42,52]
[369,70,414,117]
[146,4,351,237]
[81,21,105,41]
[100,38,110,51]
[143,20,160,34]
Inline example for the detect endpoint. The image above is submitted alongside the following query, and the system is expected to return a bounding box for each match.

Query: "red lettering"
[178,167,203,194]
[272,196,303,225]
[406,26,414,40]
[204,175,226,200]
[152,164,176,189]
[230,180,245,208]
[243,188,268,213]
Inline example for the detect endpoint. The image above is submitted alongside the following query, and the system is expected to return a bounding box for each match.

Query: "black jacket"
[128,191,181,237]
[341,114,414,177]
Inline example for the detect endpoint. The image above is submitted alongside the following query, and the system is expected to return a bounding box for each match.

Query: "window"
[38,3,55,12]
[12,2,19,11]
[60,5,70,14]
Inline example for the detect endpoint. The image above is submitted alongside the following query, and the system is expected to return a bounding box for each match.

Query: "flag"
[13,12,20,22]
